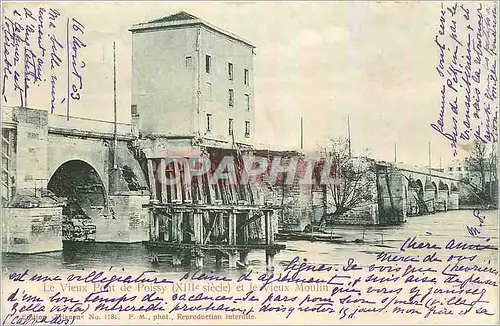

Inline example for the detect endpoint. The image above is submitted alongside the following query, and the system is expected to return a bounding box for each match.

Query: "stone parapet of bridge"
[3,106,135,139]
[48,113,134,138]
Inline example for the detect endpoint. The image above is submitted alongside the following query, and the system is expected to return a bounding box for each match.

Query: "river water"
[2,209,498,279]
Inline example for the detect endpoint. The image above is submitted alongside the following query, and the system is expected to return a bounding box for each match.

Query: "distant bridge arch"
[377,161,462,221]
[431,181,438,196]
[414,178,424,194]
[439,180,450,192]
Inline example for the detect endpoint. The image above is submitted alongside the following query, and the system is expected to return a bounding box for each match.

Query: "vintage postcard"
[1,1,498,325]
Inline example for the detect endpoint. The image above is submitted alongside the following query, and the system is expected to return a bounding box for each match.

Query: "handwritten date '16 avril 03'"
[3,233,498,325]
[2,7,86,118]
[431,2,498,156]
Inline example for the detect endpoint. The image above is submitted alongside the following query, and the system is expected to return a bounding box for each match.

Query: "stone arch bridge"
[2,107,150,253]
[2,107,473,253]
[376,161,464,224]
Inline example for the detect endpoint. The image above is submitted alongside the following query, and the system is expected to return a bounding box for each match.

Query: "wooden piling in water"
[147,160,157,201]
[194,255,203,268]
[240,251,249,266]
[173,161,182,203]
[159,159,167,203]
[194,212,203,244]
[266,250,275,271]
[148,208,154,240]
[154,211,160,241]
[183,161,193,203]
[264,209,276,271]
[228,211,237,269]
[228,211,236,245]
[215,253,223,267]
[172,251,182,266]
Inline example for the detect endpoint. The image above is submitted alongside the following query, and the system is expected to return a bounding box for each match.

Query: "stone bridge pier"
[448,184,460,210]
[436,182,449,211]
[423,180,437,213]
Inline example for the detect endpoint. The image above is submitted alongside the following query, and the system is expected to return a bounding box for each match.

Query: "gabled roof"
[130,11,256,48]
[147,11,198,24]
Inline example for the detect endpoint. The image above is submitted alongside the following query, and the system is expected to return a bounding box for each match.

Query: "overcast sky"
[4,1,491,167]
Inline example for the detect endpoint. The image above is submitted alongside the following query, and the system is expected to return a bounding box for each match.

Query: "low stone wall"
[329,205,379,225]
[2,206,63,253]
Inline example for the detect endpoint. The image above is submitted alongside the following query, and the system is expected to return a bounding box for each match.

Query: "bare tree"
[318,137,376,221]
[463,139,497,203]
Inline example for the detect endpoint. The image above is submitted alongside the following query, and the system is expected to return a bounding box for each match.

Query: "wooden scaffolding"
[142,148,285,270]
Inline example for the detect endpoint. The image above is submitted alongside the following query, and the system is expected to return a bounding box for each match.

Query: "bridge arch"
[431,181,438,198]
[414,178,424,194]
[438,181,449,192]
[405,178,424,216]
[437,181,450,211]
[48,159,110,222]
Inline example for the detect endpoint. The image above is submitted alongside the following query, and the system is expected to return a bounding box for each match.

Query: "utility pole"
[428,142,431,174]
[300,117,304,150]
[394,142,397,163]
[113,41,118,169]
[347,115,352,157]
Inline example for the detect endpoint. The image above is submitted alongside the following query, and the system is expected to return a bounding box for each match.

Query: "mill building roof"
[129,11,256,49]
